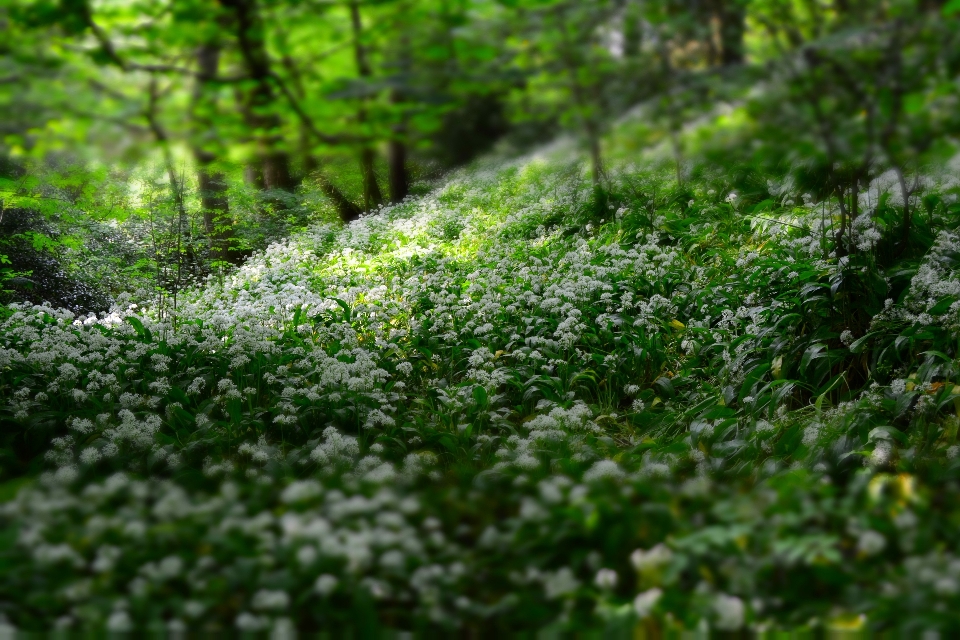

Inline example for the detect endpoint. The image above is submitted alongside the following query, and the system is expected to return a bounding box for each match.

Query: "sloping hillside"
[3,138,960,635]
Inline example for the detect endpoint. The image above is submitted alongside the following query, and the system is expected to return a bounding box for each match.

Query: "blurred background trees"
[1,0,959,313]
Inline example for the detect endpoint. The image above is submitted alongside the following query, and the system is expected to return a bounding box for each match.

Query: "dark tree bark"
[262,151,296,191]
[284,31,365,222]
[349,0,383,211]
[191,42,239,263]
[622,0,643,59]
[717,0,746,66]
[387,31,411,204]
[244,162,265,189]
[551,4,605,186]
[388,131,408,203]
[301,141,363,221]
[220,0,296,196]
[318,174,363,222]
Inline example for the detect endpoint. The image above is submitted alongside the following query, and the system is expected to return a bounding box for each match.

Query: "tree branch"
[268,71,365,145]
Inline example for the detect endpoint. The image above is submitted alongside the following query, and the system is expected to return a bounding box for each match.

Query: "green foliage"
[2,0,960,636]
[2,127,960,632]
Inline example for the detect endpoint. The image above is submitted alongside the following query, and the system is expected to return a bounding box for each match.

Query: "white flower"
[543,567,580,599]
[167,618,186,637]
[583,460,624,482]
[79,447,102,465]
[315,574,339,596]
[713,593,745,630]
[630,543,673,571]
[857,530,886,556]
[633,588,662,618]
[235,612,267,632]
[106,609,133,633]
[870,440,894,467]
[252,589,289,611]
[755,420,775,433]
[280,480,322,504]
[840,330,854,346]
[594,568,618,590]
[271,617,296,640]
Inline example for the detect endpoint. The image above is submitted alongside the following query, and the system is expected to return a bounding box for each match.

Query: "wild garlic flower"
[633,588,662,618]
[594,568,618,590]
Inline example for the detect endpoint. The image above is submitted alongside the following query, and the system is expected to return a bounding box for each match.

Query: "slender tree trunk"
[221,0,296,200]
[387,33,410,203]
[298,111,362,222]
[656,39,684,186]
[191,42,238,263]
[244,163,265,189]
[359,147,382,211]
[144,76,190,318]
[622,0,643,59]
[317,173,363,222]
[554,5,604,186]
[717,0,746,66]
[349,0,383,211]
[388,133,408,203]
[263,151,295,191]
[280,43,364,223]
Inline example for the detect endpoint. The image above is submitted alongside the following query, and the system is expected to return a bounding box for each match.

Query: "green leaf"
[800,343,826,373]
[848,332,878,354]
[868,425,906,445]
[128,316,145,337]
[928,296,957,315]
[472,385,488,407]
[327,298,351,322]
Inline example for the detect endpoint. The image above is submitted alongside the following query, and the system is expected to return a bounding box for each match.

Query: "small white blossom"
[633,588,662,618]
[713,593,745,630]
[630,544,673,571]
[857,530,886,556]
[594,568,618,590]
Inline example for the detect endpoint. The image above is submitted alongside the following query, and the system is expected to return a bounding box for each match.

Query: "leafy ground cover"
[2,132,960,636]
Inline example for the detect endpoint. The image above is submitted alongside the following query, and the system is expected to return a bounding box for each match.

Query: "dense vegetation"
[3,0,960,636]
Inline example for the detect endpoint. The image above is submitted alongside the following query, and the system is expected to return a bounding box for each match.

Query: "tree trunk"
[387,31,411,204]
[589,132,603,187]
[317,173,363,222]
[350,0,383,211]
[244,163,265,189]
[718,0,746,66]
[191,41,238,263]
[388,135,408,203]
[263,150,295,192]
[359,147,382,211]
[299,125,362,223]
[221,0,296,200]
[554,5,604,187]
[622,0,643,59]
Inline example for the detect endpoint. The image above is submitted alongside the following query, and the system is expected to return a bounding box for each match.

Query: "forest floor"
[2,121,960,635]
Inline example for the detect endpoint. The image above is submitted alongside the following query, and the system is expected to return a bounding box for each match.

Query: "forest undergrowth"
[3,126,960,636]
